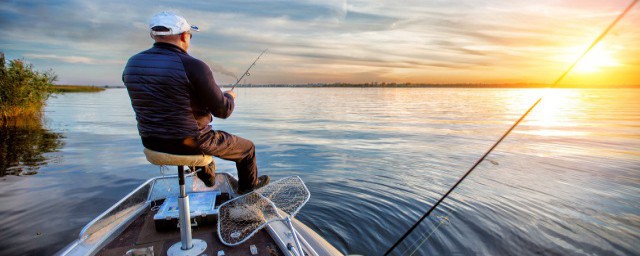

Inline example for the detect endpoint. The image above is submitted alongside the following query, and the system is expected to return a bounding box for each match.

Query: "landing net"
[217,176,310,246]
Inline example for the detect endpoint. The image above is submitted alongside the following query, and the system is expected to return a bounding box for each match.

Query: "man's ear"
[180,32,189,42]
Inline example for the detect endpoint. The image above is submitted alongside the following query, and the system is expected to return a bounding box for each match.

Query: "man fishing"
[122,11,269,194]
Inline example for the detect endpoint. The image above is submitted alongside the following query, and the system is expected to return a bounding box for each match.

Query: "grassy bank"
[52,85,105,93]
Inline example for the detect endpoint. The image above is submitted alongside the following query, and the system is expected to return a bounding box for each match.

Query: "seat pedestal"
[143,149,212,256]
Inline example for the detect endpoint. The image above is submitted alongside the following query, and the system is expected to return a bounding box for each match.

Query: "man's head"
[149,12,199,51]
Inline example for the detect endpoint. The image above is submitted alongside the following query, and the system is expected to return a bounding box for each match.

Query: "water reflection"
[0,115,64,176]
[0,88,638,255]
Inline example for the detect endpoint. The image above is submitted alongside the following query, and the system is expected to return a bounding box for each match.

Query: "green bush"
[0,52,57,119]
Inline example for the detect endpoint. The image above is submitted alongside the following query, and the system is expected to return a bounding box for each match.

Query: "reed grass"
[0,52,56,120]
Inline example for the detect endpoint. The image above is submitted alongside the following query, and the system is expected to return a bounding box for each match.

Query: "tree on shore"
[0,51,56,120]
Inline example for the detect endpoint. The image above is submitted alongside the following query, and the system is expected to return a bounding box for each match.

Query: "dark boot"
[238,175,270,194]
[195,161,216,187]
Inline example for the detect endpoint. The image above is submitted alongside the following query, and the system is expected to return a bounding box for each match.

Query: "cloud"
[0,0,638,85]
[24,54,94,64]
[23,54,124,65]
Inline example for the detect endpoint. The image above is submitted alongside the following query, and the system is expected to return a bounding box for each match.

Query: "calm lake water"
[0,88,638,255]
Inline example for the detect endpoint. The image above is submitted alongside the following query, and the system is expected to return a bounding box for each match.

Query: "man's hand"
[224,90,236,100]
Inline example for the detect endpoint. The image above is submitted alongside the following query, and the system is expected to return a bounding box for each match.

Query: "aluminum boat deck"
[96,200,284,255]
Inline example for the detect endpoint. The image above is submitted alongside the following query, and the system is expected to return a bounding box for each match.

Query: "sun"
[570,45,620,73]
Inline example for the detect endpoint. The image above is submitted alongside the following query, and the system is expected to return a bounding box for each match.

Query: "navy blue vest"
[123,45,199,139]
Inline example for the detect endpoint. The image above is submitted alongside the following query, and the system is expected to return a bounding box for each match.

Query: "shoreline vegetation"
[0,52,105,121]
[52,85,105,93]
[1,52,55,120]
[0,51,65,176]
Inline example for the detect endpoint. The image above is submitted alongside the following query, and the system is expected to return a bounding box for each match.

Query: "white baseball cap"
[149,11,199,35]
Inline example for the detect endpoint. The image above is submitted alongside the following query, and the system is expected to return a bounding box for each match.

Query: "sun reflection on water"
[514,89,590,137]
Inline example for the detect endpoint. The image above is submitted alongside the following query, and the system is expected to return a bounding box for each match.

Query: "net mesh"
[218,176,310,246]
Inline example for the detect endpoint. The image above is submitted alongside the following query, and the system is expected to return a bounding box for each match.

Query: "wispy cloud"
[0,0,637,85]
[23,54,123,65]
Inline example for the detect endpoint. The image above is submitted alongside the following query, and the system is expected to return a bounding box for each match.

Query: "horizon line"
[70,83,640,89]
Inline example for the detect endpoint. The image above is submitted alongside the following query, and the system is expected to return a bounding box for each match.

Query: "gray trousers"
[197,130,258,191]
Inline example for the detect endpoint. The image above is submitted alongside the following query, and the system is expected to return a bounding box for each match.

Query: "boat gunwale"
[78,176,162,240]
[58,175,177,256]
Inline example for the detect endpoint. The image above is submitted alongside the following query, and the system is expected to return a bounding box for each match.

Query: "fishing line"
[407,215,450,256]
[384,1,638,255]
[399,213,453,256]
[231,48,268,90]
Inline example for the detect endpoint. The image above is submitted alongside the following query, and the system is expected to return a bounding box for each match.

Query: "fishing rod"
[230,48,268,90]
[383,1,638,255]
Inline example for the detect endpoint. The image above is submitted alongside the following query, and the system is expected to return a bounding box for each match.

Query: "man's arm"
[182,57,235,119]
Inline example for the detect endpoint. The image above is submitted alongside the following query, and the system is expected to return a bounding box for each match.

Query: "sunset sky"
[1,0,638,86]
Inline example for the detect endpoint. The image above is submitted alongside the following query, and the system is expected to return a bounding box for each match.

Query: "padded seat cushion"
[143,148,212,166]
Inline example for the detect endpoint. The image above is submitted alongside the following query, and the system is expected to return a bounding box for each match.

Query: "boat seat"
[142,147,211,254]
[143,148,212,167]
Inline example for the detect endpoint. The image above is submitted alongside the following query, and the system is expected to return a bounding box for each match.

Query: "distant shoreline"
[53,85,105,93]
[223,83,640,89]
[82,84,640,89]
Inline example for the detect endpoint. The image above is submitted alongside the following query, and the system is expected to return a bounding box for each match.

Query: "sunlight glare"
[526,90,587,137]
[569,45,620,73]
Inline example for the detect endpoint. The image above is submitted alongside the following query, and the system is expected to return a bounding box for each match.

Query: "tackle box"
[154,191,223,231]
